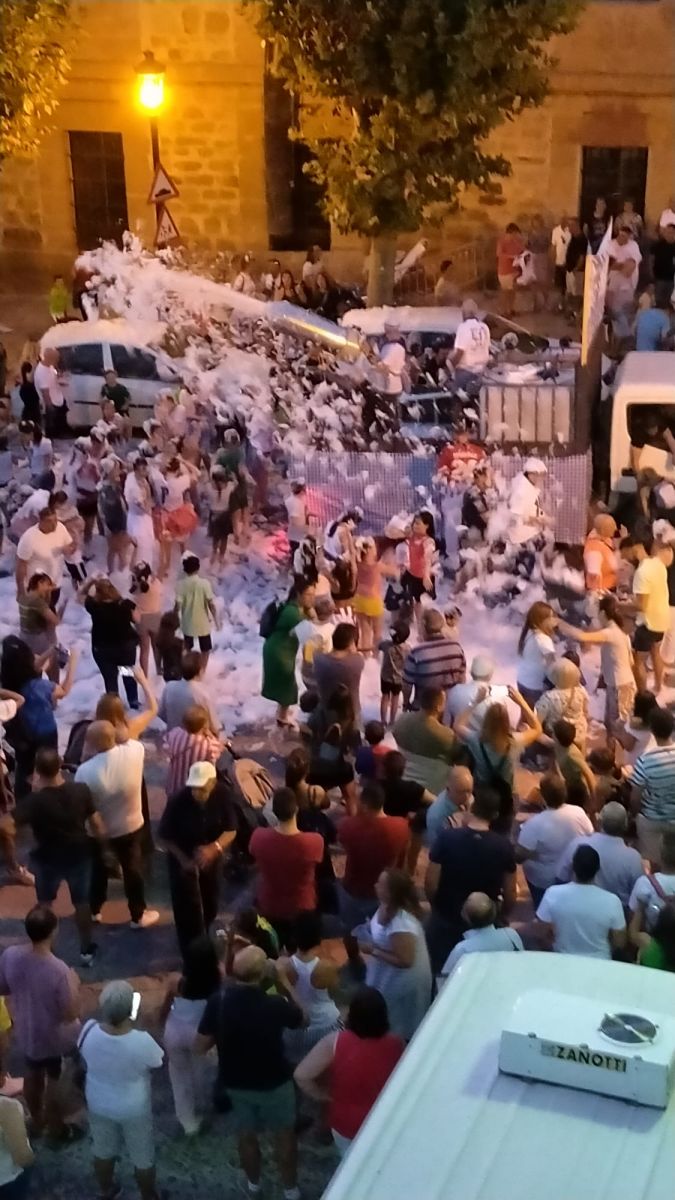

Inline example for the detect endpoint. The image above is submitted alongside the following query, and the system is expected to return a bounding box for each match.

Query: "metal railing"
[394,235,497,305]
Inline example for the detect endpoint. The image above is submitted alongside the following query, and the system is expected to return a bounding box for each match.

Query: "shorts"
[352,593,384,619]
[88,1111,155,1171]
[183,634,212,653]
[636,814,675,868]
[498,274,515,292]
[604,683,636,728]
[33,853,92,906]
[226,1080,296,1133]
[401,570,435,603]
[380,680,402,696]
[138,611,161,637]
[25,1055,61,1079]
[76,493,99,520]
[208,511,232,541]
[633,625,664,653]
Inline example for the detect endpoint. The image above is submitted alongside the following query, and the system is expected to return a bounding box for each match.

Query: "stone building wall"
[0,0,674,281]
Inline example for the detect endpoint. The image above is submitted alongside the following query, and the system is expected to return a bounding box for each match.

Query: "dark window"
[579,146,649,225]
[57,343,105,376]
[627,404,675,453]
[263,50,330,253]
[110,345,160,381]
[68,131,129,251]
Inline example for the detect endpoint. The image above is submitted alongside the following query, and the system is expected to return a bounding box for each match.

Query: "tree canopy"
[248,0,582,249]
[0,0,72,160]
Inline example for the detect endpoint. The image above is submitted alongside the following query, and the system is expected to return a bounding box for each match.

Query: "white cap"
[523,456,547,475]
[186,761,217,788]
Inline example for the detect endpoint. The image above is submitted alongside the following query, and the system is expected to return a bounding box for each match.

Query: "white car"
[39,318,181,429]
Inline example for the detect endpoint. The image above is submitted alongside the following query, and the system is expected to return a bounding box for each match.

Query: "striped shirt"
[403,636,466,693]
[632,744,675,822]
[165,728,223,798]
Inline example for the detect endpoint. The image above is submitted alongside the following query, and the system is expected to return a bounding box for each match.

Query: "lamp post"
[135,50,166,235]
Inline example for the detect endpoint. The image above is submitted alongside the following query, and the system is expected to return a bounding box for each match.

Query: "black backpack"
[477,743,514,833]
[259,599,281,639]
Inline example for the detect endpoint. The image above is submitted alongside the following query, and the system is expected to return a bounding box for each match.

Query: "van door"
[56,342,106,428]
[109,345,177,427]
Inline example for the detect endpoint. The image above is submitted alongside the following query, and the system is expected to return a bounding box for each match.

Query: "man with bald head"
[439,891,524,981]
[584,513,618,593]
[196,945,305,1199]
[75,720,158,928]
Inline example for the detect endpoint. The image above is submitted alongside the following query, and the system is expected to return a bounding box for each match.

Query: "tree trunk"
[366,235,397,307]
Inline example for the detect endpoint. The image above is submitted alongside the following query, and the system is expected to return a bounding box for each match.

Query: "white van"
[323,953,675,1200]
[609,350,675,491]
[40,318,181,429]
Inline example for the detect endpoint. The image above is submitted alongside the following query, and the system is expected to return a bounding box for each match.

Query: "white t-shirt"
[29,439,53,478]
[551,225,571,267]
[378,341,406,395]
[537,882,625,958]
[294,617,337,668]
[508,473,543,545]
[518,804,593,888]
[659,208,675,230]
[75,741,145,838]
[284,494,308,544]
[607,239,642,298]
[15,489,51,523]
[594,623,634,688]
[34,361,64,407]
[453,318,490,372]
[82,1024,164,1119]
[517,629,555,691]
[628,872,675,929]
[16,522,72,582]
[633,555,670,633]
[163,472,191,512]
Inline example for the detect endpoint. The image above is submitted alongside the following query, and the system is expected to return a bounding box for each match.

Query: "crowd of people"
[0,196,674,1198]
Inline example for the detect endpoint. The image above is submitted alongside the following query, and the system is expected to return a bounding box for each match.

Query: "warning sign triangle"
[155,206,181,246]
[148,163,179,204]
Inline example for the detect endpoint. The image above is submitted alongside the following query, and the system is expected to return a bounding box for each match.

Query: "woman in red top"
[496,222,526,317]
[396,511,438,613]
[294,985,404,1157]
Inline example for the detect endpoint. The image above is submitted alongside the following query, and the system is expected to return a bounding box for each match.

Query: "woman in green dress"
[262,576,316,726]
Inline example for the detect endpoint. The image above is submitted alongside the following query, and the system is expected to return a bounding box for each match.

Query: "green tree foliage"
[248,0,583,300]
[0,0,72,160]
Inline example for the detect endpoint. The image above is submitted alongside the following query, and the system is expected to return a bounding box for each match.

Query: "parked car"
[39,318,181,429]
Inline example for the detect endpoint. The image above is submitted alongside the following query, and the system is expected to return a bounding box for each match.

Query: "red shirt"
[438,442,486,479]
[249,827,324,920]
[329,1029,404,1139]
[339,813,409,899]
[497,232,526,277]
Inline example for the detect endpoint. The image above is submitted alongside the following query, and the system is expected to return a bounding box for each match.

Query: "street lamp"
[135,50,166,232]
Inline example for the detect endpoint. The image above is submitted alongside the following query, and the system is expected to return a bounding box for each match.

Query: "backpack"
[477,742,514,833]
[259,599,281,639]
[215,749,271,873]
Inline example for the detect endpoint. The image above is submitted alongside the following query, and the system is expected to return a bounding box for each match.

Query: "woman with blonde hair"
[352,536,398,654]
[357,868,432,1042]
[535,657,590,751]
[455,686,542,830]
[516,600,557,706]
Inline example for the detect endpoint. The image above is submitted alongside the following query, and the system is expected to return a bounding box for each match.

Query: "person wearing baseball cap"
[158,761,237,960]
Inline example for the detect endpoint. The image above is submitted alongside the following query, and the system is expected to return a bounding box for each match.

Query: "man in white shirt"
[516,773,593,906]
[555,802,643,908]
[506,457,549,548]
[34,348,67,437]
[15,507,74,600]
[607,227,642,338]
[75,722,159,929]
[659,197,675,230]
[622,534,671,692]
[374,321,407,397]
[439,892,523,982]
[449,298,490,390]
[535,844,627,959]
[550,217,571,306]
[445,654,496,728]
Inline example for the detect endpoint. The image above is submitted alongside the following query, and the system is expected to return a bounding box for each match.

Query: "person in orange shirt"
[584,514,619,593]
[496,222,526,317]
[437,427,486,483]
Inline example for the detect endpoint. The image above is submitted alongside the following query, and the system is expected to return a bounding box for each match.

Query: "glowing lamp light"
[135,51,166,113]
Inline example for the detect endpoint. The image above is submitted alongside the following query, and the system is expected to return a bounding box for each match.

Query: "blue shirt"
[635,308,670,351]
[425,790,458,845]
[21,678,57,739]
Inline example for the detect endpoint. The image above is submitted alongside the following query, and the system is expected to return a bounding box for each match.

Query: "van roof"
[41,318,167,352]
[340,305,464,336]
[324,953,675,1200]
[615,351,675,403]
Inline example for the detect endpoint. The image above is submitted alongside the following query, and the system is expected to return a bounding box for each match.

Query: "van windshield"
[627,403,675,454]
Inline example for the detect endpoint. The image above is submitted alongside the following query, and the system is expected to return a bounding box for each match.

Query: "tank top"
[329,1030,404,1139]
[408,536,427,579]
[290,955,339,1028]
[357,562,379,597]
